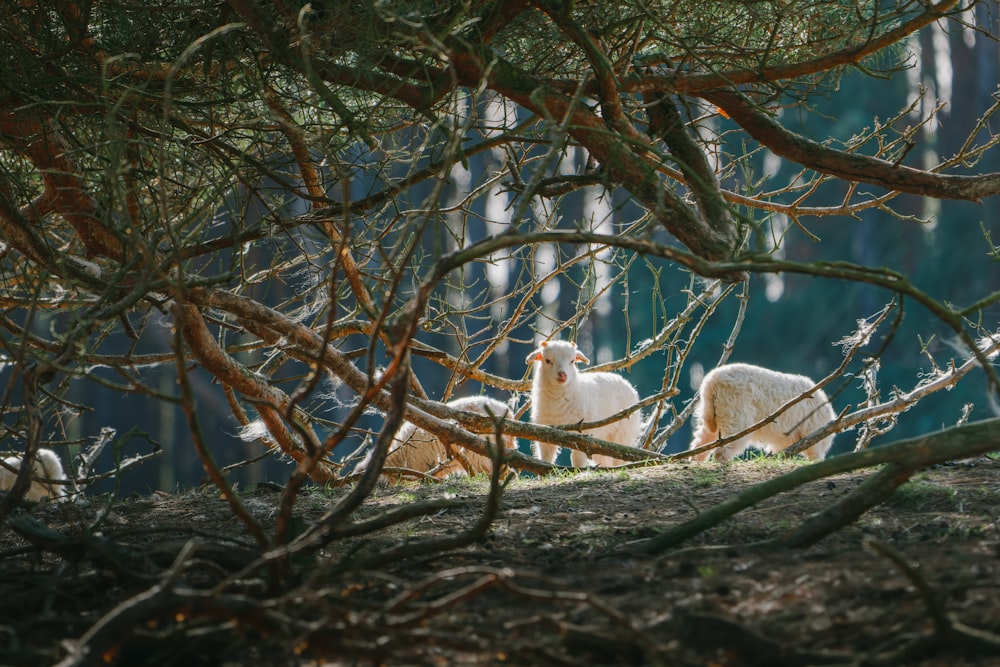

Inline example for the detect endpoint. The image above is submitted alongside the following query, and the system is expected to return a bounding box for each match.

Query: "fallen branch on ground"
[637,417,1000,555]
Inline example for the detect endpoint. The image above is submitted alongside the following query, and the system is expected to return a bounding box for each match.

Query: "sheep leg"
[592,454,626,467]
[801,437,833,461]
[714,441,747,461]
[533,441,559,464]
[569,447,590,468]
[689,426,719,461]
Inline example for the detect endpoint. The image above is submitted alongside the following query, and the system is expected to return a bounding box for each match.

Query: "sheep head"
[527,340,589,385]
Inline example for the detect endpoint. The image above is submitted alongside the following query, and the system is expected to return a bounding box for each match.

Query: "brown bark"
[447,47,741,263]
[661,0,961,95]
[0,112,123,259]
[704,88,1000,202]
[187,285,663,473]
[175,302,337,483]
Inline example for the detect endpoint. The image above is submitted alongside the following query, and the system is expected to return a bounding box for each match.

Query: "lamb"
[0,448,69,502]
[526,340,642,467]
[689,363,835,461]
[377,396,516,481]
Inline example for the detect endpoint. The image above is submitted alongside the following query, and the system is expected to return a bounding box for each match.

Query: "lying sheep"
[526,340,642,467]
[689,363,835,461]
[377,396,516,481]
[0,448,69,502]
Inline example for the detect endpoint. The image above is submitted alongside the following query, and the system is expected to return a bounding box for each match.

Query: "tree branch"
[703,86,1000,202]
[446,41,742,264]
[636,416,1000,555]
[0,111,123,259]
[657,0,961,94]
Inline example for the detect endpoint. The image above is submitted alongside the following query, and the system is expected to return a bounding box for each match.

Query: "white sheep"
[377,396,516,481]
[0,448,69,502]
[526,340,642,467]
[689,363,835,461]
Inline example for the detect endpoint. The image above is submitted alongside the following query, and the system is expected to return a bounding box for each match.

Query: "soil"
[3,456,1000,666]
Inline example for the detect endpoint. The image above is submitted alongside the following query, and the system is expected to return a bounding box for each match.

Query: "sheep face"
[526,340,590,388]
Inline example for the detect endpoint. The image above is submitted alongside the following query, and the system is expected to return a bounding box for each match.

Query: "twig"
[293,351,414,548]
[651,279,745,450]
[53,585,297,667]
[675,301,893,461]
[72,426,116,493]
[0,363,46,516]
[173,303,270,552]
[331,416,512,572]
[786,331,1000,458]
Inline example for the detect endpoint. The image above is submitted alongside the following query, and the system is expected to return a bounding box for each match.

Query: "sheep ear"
[526,350,542,364]
[575,350,590,365]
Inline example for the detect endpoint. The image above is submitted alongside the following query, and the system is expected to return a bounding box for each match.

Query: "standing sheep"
[689,363,835,461]
[526,340,642,467]
[376,396,516,482]
[0,448,69,502]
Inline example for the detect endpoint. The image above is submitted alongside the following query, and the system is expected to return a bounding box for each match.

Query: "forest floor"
[3,455,1000,666]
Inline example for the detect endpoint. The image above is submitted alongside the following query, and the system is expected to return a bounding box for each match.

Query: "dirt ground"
[3,455,1000,666]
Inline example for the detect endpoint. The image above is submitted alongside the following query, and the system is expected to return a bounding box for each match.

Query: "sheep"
[526,340,642,467]
[689,363,836,461]
[0,448,69,502]
[375,396,516,482]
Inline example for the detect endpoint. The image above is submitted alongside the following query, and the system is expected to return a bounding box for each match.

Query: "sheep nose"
[556,372,567,382]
